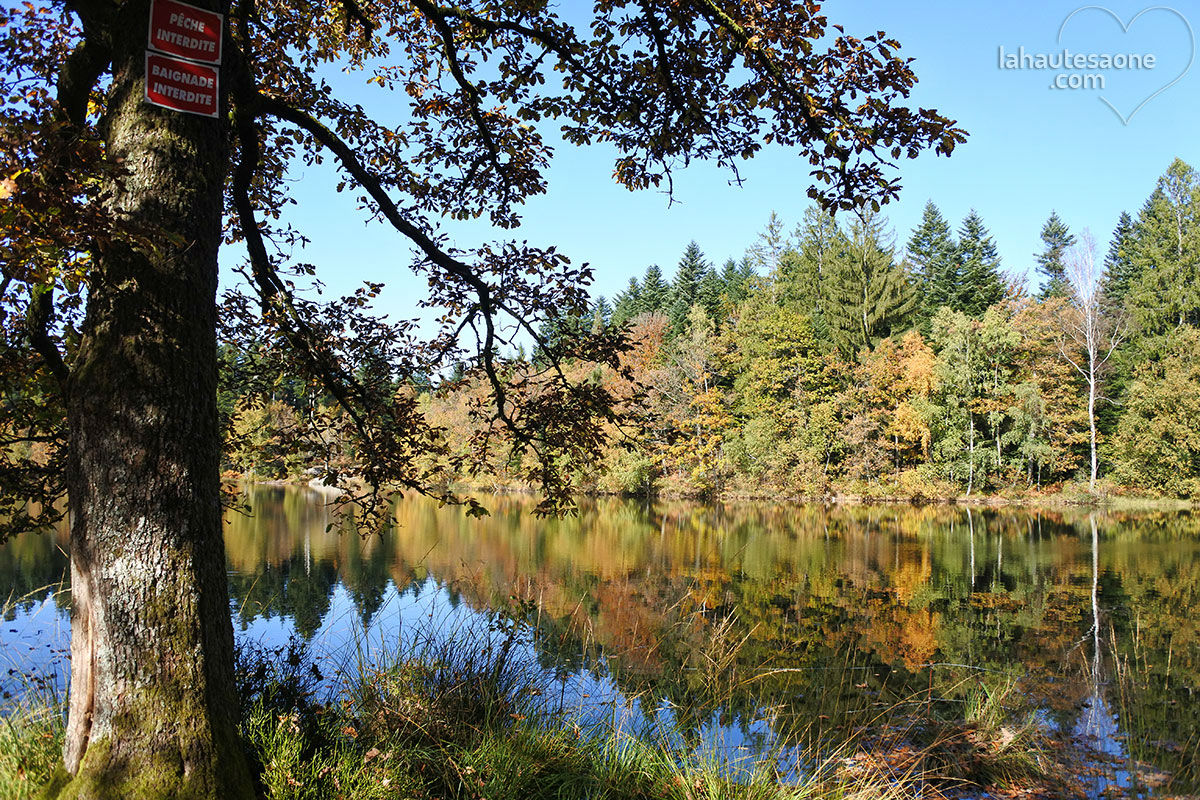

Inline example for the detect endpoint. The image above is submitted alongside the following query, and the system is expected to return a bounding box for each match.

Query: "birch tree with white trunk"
[1058,230,1125,492]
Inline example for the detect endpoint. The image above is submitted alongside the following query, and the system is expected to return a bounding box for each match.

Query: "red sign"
[144,52,219,118]
[148,0,222,64]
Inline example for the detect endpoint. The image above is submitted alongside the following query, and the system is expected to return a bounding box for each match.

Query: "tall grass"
[0,700,63,800]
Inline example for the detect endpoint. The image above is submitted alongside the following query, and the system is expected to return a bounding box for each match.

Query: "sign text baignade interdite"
[143,0,222,118]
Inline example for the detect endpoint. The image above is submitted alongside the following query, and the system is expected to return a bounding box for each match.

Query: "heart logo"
[1057,5,1195,125]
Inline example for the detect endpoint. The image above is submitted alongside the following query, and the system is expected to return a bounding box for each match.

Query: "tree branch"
[26,286,69,389]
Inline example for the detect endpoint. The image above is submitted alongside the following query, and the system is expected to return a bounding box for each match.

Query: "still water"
[3,487,1199,794]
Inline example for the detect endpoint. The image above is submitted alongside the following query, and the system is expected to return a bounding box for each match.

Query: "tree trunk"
[966,411,975,497]
[52,3,255,797]
[1088,373,1098,492]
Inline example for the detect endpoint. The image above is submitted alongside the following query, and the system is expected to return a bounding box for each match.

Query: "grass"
[236,622,829,800]
[0,698,63,800]
[229,616,1078,800]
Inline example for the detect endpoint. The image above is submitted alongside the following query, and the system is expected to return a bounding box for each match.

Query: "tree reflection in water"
[2,488,1198,792]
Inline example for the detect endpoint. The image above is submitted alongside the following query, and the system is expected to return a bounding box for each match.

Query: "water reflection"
[2,488,1199,793]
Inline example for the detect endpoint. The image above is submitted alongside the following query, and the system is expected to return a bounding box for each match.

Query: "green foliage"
[1101,211,1137,312]
[778,206,843,338]
[214,161,1200,500]
[611,277,643,326]
[824,212,917,357]
[955,211,1006,317]
[1110,327,1200,495]
[906,200,958,323]
[928,308,992,492]
[723,293,842,488]
[697,266,726,324]
[590,296,612,332]
[1034,211,1076,299]
[640,265,671,314]
[1125,159,1200,349]
[721,257,758,306]
[748,211,792,276]
[668,241,710,335]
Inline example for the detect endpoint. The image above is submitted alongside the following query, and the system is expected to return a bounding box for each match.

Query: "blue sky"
[235,1,1200,319]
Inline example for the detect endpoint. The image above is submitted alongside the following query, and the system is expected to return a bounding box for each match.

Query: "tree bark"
[1088,373,1098,492]
[51,2,255,796]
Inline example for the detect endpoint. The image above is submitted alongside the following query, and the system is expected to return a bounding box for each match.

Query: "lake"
[3,486,1199,795]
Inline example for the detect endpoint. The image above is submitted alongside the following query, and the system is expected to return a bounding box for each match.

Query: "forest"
[222,158,1200,502]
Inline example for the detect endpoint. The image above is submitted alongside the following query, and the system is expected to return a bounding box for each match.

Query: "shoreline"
[233,474,1196,514]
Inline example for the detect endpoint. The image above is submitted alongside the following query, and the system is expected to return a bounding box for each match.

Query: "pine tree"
[955,210,1006,316]
[591,295,613,332]
[1126,159,1200,339]
[1100,211,1137,313]
[1097,211,1137,440]
[534,308,589,363]
[669,241,709,334]
[611,277,643,326]
[1034,211,1076,299]
[697,267,725,322]
[720,257,756,305]
[824,212,917,357]
[749,211,791,275]
[781,205,844,326]
[905,200,958,319]
[640,264,670,312]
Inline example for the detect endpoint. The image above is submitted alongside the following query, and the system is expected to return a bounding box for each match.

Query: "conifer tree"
[640,265,671,312]
[905,200,958,320]
[1126,159,1200,340]
[749,211,791,275]
[1100,211,1137,313]
[698,267,725,323]
[824,212,917,357]
[591,296,613,332]
[956,210,1006,316]
[781,206,844,326]
[1097,211,1137,439]
[669,241,709,334]
[1034,211,1076,299]
[721,257,757,305]
[611,277,643,326]
[720,258,741,296]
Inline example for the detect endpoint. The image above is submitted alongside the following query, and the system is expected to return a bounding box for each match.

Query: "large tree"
[639,263,671,314]
[0,1,963,796]
[1100,211,1136,313]
[1034,211,1076,299]
[955,210,1006,316]
[1126,159,1200,345]
[1060,230,1125,491]
[824,211,917,357]
[905,199,958,322]
[668,240,709,335]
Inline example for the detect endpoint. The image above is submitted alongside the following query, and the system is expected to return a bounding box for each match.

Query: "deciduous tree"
[0,0,963,794]
[1060,231,1125,491]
